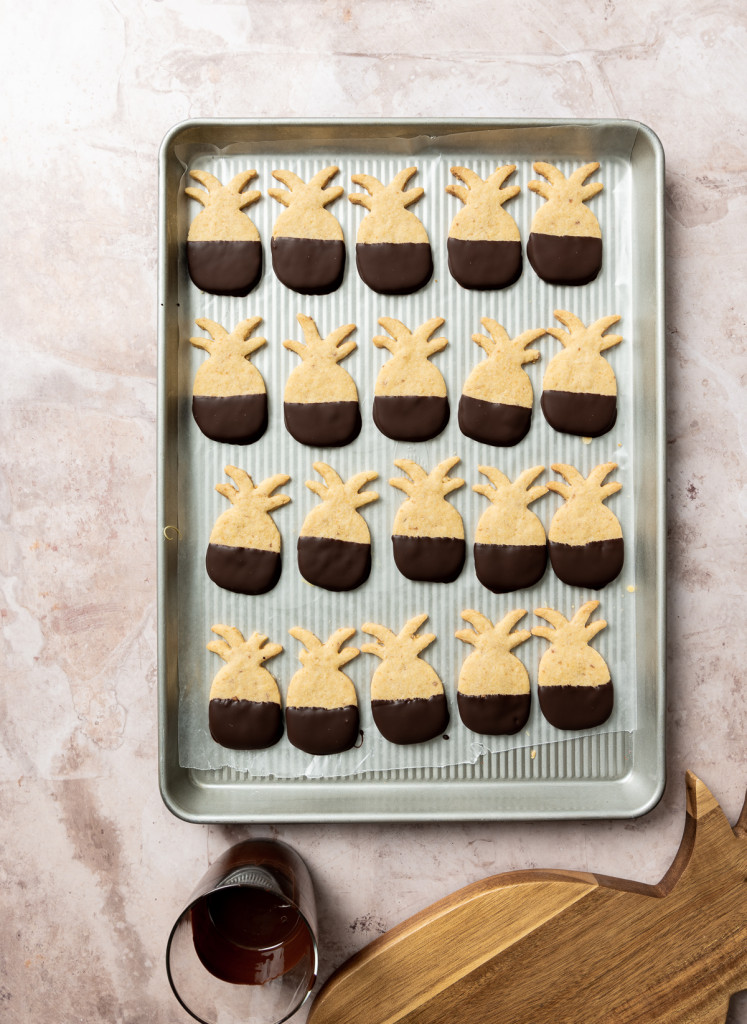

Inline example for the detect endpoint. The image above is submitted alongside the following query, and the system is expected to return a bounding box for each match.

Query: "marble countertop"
[2,0,745,1020]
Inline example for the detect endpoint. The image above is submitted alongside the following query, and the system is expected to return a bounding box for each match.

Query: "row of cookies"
[205,460,624,595]
[207,602,613,753]
[190,311,623,447]
[186,161,604,296]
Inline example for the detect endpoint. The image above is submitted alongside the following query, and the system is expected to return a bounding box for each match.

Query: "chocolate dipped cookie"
[372,317,449,442]
[446,164,522,290]
[207,625,283,750]
[268,165,345,294]
[527,161,603,286]
[286,627,360,755]
[185,169,262,295]
[473,465,548,593]
[206,466,290,595]
[362,614,449,745]
[349,167,432,294]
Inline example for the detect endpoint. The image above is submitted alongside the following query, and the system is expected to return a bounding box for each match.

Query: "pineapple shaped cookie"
[390,457,465,583]
[298,463,378,591]
[455,609,532,735]
[185,169,262,295]
[459,318,545,447]
[349,167,433,294]
[532,601,613,730]
[283,314,361,447]
[541,310,622,437]
[286,627,360,755]
[473,466,548,593]
[189,317,268,445]
[372,317,449,442]
[268,166,345,294]
[445,165,522,290]
[547,462,623,589]
[206,466,291,595]
[207,626,283,750]
[362,614,449,745]
[527,162,603,285]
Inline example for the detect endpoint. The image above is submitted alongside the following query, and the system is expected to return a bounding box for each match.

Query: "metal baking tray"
[158,118,665,822]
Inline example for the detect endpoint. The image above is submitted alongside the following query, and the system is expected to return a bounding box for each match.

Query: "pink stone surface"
[1,1,746,1021]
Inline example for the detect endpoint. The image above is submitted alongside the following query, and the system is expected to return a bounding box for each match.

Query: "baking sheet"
[158,119,665,819]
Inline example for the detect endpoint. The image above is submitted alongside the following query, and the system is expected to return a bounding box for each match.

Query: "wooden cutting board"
[309,772,747,1024]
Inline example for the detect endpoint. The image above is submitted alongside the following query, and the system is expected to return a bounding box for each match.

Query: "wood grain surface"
[309,772,747,1024]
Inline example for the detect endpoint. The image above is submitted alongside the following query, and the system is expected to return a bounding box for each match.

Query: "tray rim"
[157,116,666,823]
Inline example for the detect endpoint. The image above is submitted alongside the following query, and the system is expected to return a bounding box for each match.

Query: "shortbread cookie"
[298,463,378,591]
[527,162,603,285]
[547,463,623,588]
[446,165,522,289]
[372,317,449,442]
[459,319,544,447]
[473,466,547,593]
[189,317,268,444]
[268,166,345,294]
[362,614,449,745]
[541,310,622,437]
[532,601,613,730]
[185,169,262,295]
[286,627,360,755]
[390,457,465,583]
[455,610,531,735]
[283,314,361,447]
[207,626,283,750]
[206,467,291,595]
[349,167,432,294]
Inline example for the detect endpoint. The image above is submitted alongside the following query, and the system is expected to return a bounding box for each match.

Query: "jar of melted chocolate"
[166,839,318,1024]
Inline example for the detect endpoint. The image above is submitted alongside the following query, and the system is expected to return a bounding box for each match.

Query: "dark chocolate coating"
[284,401,361,448]
[473,542,547,593]
[458,394,532,447]
[355,242,433,295]
[447,237,522,290]
[206,543,282,595]
[538,680,614,730]
[372,394,449,442]
[392,535,465,583]
[371,694,449,745]
[209,698,283,750]
[192,393,267,445]
[286,705,360,755]
[548,537,624,589]
[186,239,262,296]
[526,232,602,286]
[457,691,531,735]
[541,390,617,437]
[271,236,345,294]
[297,535,371,591]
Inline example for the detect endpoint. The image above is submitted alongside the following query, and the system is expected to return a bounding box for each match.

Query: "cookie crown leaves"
[216,466,291,514]
[390,456,465,505]
[283,314,357,366]
[349,166,424,214]
[528,161,603,208]
[361,613,435,662]
[446,165,521,239]
[474,465,547,510]
[207,625,283,669]
[185,169,261,238]
[472,318,544,369]
[289,626,359,671]
[531,600,607,648]
[546,310,622,357]
[190,316,266,361]
[456,609,531,653]
[306,463,378,511]
[374,316,448,363]
[546,462,621,505]
[268,166,343,210]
